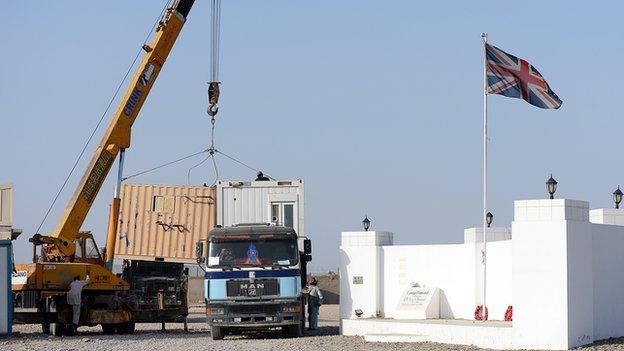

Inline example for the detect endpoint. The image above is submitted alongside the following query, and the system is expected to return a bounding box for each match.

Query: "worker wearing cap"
[305,277,323,330]
[68,275,90,328]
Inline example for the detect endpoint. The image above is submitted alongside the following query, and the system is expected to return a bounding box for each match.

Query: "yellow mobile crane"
[12,0,195,335]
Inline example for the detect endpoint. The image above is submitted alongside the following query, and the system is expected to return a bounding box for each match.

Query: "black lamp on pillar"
[614,186,623,209]
[362,216,371,232]
[546,174,558,199]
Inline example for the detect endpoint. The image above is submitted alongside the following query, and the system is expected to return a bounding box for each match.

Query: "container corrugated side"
[114,184,216,263]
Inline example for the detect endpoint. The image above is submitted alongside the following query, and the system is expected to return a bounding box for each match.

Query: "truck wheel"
[46,298,65,336]
[49,322,66,336]
[211,326,224,340]
[101,324,117,334]
[116,322,135,334]
[65,324,77,336]
[285,324,302,337]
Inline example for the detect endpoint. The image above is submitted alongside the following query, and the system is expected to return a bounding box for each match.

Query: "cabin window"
[270,202,296,231]
[152,195,175,213]
[85,237,101,259]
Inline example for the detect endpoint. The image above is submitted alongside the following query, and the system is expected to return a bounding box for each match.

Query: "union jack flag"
[486,44,562,109]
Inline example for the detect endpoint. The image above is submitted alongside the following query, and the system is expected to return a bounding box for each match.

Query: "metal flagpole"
[481,32,488,321]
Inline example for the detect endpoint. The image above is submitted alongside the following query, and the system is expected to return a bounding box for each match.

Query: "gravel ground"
[3,306,624,351]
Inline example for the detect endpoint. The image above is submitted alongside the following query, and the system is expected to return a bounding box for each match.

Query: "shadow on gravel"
[223,325,340,340]
[8,326,340,342]
[591,337,624,346]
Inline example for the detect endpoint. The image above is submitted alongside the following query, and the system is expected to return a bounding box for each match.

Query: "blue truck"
[196,224,311,340]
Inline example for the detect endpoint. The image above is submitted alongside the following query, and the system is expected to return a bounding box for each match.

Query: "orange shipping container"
[114,184,216,263]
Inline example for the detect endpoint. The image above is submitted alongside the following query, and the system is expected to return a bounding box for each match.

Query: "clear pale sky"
[2,1,623,271]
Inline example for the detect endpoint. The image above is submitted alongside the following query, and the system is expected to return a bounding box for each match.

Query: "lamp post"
[546,174,558,199]
[362,216,371,232]
[614,186,623,209]
[486,212,493,228]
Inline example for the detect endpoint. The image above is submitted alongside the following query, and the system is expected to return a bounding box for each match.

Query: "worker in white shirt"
[68,275,90,328]
[306,277,323,330]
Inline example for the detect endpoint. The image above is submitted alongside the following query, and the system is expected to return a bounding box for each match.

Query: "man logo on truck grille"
[240,283,264,297]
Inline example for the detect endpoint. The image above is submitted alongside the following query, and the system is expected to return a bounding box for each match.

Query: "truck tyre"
[211,326,224,340]
[116,322,135,334]
[49,322,66,336]
[65,324,77,336]
[285,323,302,337]
[47,299,65,336]
[101,324,117,334]
[39,299,51,335]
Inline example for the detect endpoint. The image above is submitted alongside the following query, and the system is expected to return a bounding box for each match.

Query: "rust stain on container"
[114,183,216,263]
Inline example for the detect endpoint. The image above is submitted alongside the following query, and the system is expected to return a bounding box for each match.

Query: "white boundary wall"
[591,219,624,340]
[341,199,624,350]
[340,230,512,323]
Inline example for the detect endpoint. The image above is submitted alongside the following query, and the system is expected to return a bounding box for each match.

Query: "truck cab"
[197,224,311,340]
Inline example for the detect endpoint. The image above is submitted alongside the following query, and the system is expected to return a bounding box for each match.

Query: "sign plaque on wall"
[394,285,440,319]
[353,276,364,284]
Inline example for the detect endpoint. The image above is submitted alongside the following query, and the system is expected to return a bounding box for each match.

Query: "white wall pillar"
[464,227,512,319]
[512,199,593,350]
[590,208,624,226]
[339,231,393,325]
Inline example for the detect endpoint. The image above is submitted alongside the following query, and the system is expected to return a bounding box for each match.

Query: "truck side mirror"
[303,239,312,255]
[195,241,205,264]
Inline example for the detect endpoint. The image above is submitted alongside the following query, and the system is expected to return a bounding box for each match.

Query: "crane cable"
[123,149,207,182]
[33,0,173,236]
[207,0,221,117]
[126,0,275,184]
[189,0,221,185]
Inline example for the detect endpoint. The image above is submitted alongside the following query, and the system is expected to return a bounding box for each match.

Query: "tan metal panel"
[114,183,216,263]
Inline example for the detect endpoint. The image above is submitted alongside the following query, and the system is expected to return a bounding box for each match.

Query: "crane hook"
[207,104,219,116]
[207,82,220,117]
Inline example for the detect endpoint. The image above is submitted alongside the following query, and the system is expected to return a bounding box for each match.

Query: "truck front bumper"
[206,300,302,327]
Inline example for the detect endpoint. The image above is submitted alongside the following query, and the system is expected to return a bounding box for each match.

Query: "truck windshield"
[208,239,298,268]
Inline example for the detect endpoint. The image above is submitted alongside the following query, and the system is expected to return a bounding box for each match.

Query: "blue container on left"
[0,240,12,336]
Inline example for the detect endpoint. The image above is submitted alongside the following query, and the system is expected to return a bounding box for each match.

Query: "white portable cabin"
[216,179,305,237]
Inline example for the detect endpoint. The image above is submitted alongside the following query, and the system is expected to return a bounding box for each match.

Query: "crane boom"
[45,0,195,257]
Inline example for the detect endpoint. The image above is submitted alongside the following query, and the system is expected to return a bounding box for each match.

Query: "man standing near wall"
[305,277,323,330]
[67,275,90,332]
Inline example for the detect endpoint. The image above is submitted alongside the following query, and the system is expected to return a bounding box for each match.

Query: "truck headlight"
[282,304,301,313]
[206,307,225,316]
